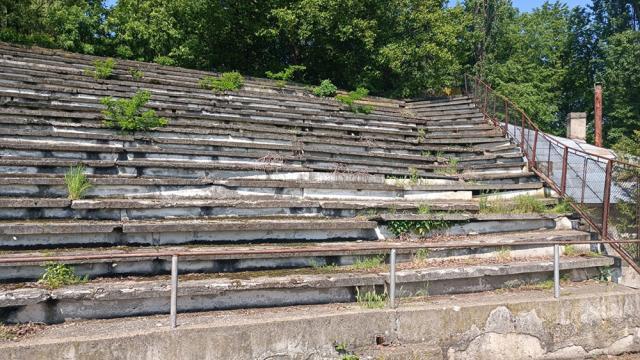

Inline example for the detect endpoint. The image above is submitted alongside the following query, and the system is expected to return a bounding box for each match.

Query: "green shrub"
[336,87,375,114]
[199,71,244,92]
[64,165,92,200]
[153,55,176,66]
[101,90,168,132]
[313,79,338,97]
[84,58,116,80]
[266,65,306,87]
[39,263,87,289]
[128,67,144,80]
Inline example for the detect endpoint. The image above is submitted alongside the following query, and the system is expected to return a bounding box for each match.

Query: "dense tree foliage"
[0,0,638,150]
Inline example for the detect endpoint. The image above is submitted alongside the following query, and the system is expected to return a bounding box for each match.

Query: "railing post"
[531,129,539,168]
[389,249,396,308]
[560,147,569,196]
[170,255,178,329]
[504,100,509,136]
[520,113,526,153]
[602,160,613,237]
[554,244,560,299]
[464,75,468,95]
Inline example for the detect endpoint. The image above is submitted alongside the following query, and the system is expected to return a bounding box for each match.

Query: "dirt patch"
[0,323,46,343]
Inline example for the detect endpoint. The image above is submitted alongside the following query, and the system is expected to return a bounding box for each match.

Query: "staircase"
[0,42,614,324]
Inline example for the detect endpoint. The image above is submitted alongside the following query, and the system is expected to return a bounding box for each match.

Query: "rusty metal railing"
[464,74,640,273]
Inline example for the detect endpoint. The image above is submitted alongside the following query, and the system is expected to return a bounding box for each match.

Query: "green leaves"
[84,58,117,80]
[266,65,306,87]
[313,79,338,97]
[101,90,168,133]
[199,72,245,92]
[336,87,374,114]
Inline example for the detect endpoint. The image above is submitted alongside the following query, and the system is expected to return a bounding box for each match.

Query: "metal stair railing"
[464,74,640,273]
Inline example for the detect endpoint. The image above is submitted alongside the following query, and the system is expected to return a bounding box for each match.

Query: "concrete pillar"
[566,112,586,142]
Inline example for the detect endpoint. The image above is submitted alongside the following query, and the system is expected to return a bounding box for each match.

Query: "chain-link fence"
[465,74,640,269]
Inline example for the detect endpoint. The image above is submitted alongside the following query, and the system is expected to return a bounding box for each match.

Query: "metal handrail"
[1,238,638,328]
[463,74,640,274]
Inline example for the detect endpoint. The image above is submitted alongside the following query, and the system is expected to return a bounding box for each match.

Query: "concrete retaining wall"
[2,283,639,359]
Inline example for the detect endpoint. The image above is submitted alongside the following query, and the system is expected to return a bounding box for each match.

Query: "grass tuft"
[64,165,92,200]
[355,288,386,309]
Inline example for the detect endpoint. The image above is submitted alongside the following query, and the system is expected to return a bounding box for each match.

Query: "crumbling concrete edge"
[2,285,640,359]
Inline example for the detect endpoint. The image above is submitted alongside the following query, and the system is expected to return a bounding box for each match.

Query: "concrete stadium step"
[0,121,520,161]
[0,136,524,169]
[0,196,558,220]
[0,198,482,220]
[0,217,380,249]
[0,255,613,324]
[0,211,572,249]
[0,175,544,199]
[0,229,589,282]
[0,92,490,142]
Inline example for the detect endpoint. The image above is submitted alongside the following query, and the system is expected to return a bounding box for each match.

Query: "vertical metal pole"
[554,244,560,299]
[547,141,552,176]
[389,249,396,308]
[464,75,468,95]
[170,255,178,329]
[504,100,510,136]
[560,147,569,196]
[602,160,613,237]
[581,158,588,204]
[531,129,539,168]
[520,113,526,153]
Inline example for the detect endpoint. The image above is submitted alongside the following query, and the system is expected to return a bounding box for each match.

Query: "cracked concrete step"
[0,57,407,119]
[0,87,483,129]
[0,255,613,324]
[0,138,524,169]
[0,153,527,179]
[0,198,484,220]
[0,60,415,123]
[0,123,522,161]
[0,102,490,147]
[0,196,558,221]
[0,229,590,282]
[0,45,463,119]
[0,175,544,199]
[0,217,380,248]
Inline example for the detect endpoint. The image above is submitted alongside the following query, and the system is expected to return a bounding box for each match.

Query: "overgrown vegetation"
[64,165,92,200]
[387,219,450,237]
[38,263,87,289]
[101,90,168,132]
[199,71,244,92]
[266,65,306,87]
[128,67,144,80]
[479,195,572,214]
[336,87,374,114]
[413,248,430,261]
[435,157,459,175]
[313,79,338,97]
[355,288,386,309]
[84,58,116,80]
[3,0,639,149]
[351,255,384,270]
